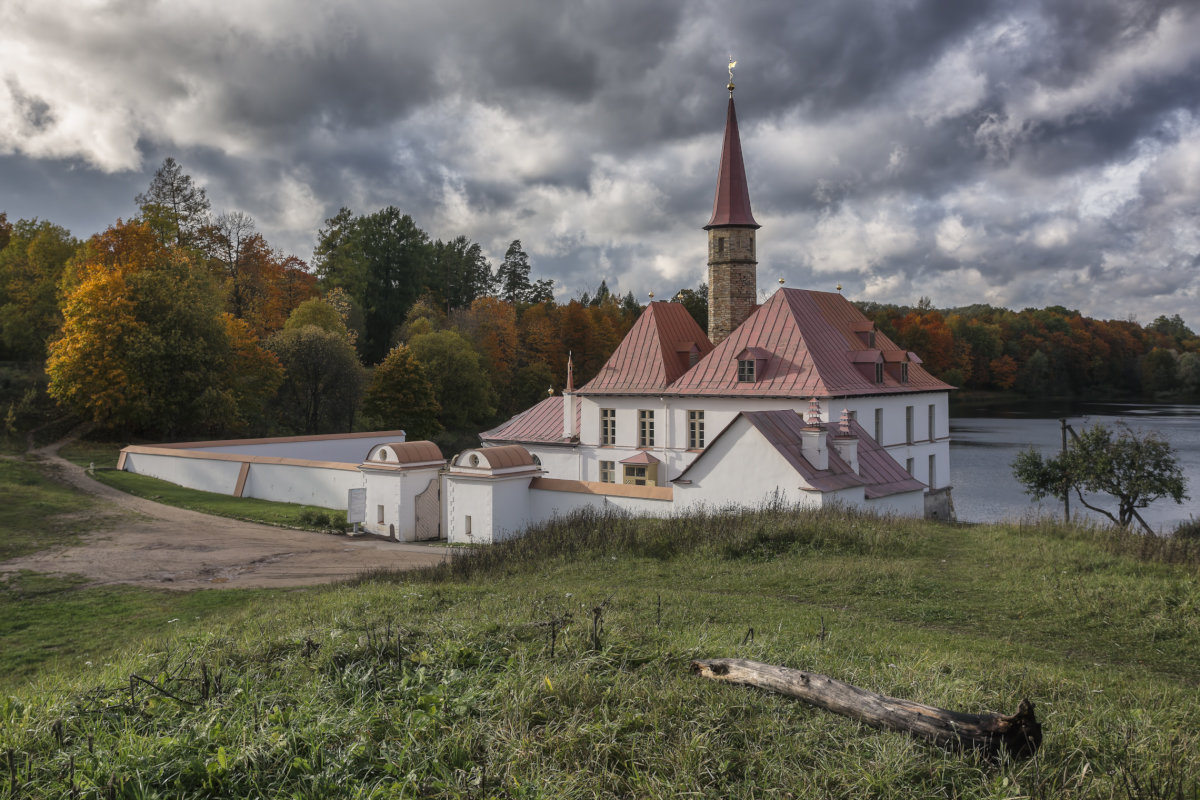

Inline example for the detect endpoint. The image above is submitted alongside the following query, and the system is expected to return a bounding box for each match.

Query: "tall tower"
[704,71,759,344]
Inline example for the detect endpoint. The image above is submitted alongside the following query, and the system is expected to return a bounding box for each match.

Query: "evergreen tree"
[136,157,211,248]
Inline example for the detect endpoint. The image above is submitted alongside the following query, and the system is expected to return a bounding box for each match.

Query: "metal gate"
[413,477,441,541]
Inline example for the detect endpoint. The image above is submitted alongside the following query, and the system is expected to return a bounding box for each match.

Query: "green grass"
[57,440,123,470]
[0,572,264,691]
[1,506,1197,798]
[90,469,344,531]
[0,458,95,560]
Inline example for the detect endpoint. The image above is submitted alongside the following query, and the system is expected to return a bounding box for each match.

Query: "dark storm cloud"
[2,0,1199,325]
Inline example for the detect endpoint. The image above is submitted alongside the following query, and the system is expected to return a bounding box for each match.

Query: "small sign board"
[347,488,367,524]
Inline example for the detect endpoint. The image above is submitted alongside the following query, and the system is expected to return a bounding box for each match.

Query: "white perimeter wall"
[122,450,362,510]
[179,433,406,464]
[122,451,243,495]
[242,462,362,509]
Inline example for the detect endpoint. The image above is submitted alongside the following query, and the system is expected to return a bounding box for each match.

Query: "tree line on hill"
[0,159,645,451]
[3,158,1198,452]
[854,299,1200,400]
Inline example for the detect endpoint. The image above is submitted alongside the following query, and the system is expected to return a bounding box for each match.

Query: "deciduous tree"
[408,329,495,431]
[361,344,442,440]
[0,218,78,360]
[1012,422,1188,529]
[267,325,364,435]
[313,207,432,363]
[47,220,263,437]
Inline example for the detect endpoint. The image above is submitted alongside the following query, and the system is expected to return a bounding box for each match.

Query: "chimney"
[799,399,828,471]
[830,408,859,474]
[562,353,577,439]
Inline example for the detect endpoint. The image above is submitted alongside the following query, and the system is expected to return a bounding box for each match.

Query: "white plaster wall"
[567,391,953,493]
[361,468,442,540]
[242,463,362,509]
[446,479,496,544]
[185,434,406,464]
[519,447,579,480]
[527,488,672,525]
[866,490,926,517]
[673,417,815,511]
[123,452,243,495]
[490,479,534,542]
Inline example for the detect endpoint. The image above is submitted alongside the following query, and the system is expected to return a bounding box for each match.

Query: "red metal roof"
[669,289,954,398]
[479,445,537,469]
[848,419,928,498]
[705,96,760,230]
[480,395,580,444]
[740,410,866,492]
[620,451,661,465]
[577,302,713,395]
[675,410,925,498]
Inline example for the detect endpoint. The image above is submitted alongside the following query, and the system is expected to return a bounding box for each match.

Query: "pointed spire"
[565,351,574,393]
[704,92,759,230]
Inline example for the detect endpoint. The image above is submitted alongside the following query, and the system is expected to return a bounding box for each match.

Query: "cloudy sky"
[2,0,1198,326]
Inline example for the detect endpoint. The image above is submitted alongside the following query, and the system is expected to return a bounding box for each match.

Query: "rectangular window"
[848,409,857,422]
[638,409,655,447]
[688,410,705,450]
[625,465,648,485]
[600,408,615,446]
[737,359,756,382]
[377,505,385,525]
[874,408,883,444]
[928,404,936,440]
[875,362,884,383]
[906,458,915,476]
[901,363,910,383]
[868,330,876,348]
[905,405,914,444]
[717,236,726,254]
[928,454,937,488]
[599,461,614,483]
[464,515,472,536]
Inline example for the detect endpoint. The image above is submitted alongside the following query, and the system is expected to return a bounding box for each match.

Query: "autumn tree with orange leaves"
[47,220,281,437]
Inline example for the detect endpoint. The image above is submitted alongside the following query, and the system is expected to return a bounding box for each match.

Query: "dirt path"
[1,440,450,590]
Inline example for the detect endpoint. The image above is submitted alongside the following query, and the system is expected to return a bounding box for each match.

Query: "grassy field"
[1,500,1197,799]
[51,441,346,531]
[0,458,95,561]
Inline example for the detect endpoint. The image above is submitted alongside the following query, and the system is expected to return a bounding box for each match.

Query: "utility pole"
[1060,418,1070,522]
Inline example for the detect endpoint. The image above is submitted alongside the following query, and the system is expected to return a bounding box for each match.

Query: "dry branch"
[691,658,1041,759]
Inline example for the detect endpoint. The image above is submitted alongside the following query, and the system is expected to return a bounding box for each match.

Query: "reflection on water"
[949,401,1200,530]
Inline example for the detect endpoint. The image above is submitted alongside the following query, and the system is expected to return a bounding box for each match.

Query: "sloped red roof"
[705,96,759,230]
[669,289,954,398]
[675,410,925,498]
[480,395,580,444]
[848,419,927,498]
[479,445,537,469]
[740,410,866,492]
[620,451,661,465]
[578,302,713,395]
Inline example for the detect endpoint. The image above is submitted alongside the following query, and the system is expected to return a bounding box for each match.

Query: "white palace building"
[120,83,955,544]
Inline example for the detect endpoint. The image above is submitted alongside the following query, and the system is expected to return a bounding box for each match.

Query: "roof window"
[738,358,756,382]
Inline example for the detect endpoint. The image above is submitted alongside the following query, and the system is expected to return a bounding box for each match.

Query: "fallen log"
[691,658,1041,759]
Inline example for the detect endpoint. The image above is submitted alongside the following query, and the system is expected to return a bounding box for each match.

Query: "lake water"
[949,400,1200,530]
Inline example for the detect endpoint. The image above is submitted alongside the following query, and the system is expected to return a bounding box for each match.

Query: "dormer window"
[738,359,756,382]
[875,362,884,383]
[868,330,876,348]
[901,363,909,384]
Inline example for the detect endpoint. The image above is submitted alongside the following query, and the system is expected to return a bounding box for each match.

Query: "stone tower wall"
[707,227,757,343]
